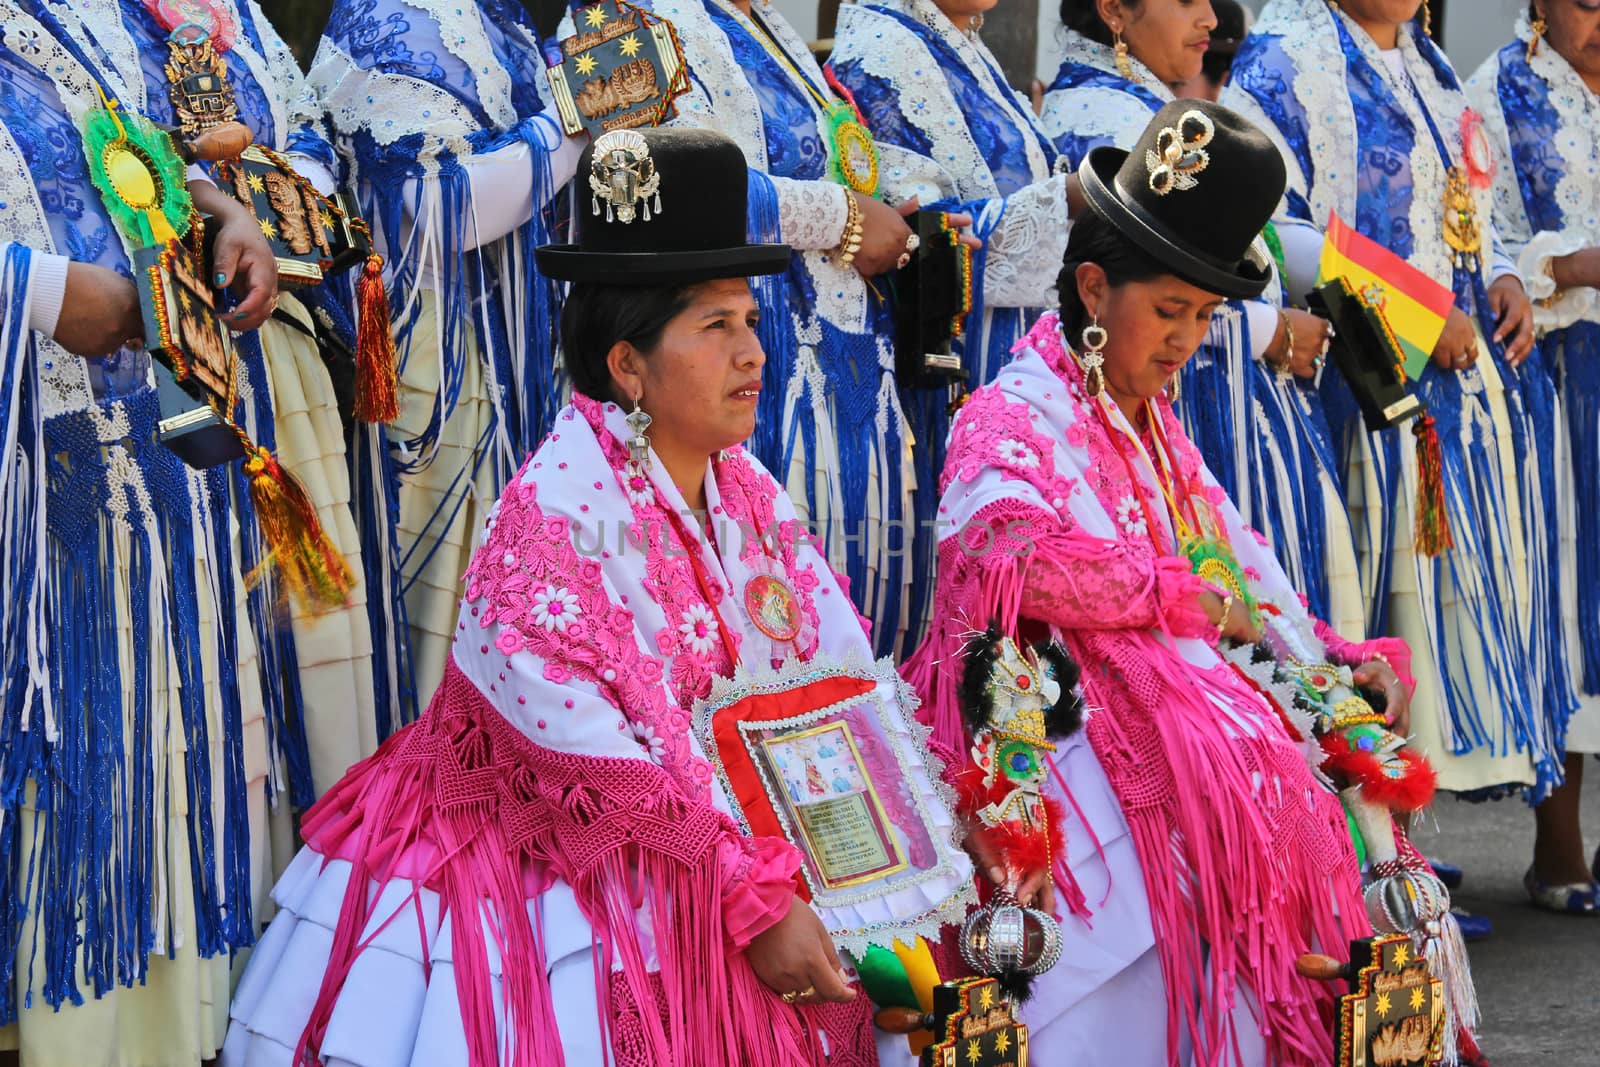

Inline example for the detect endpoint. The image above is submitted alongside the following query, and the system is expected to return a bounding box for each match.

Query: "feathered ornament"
[954,624,1083,1001]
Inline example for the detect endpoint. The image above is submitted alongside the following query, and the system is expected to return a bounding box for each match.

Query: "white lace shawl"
[1224,0,1500,293]
[310,0,539,174]
[1468,14,1600,332]
[831,0,1068,310]
[1037,28,1172,158]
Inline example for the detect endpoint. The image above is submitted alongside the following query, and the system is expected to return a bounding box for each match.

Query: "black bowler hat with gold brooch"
[535,126,791,286]
[1078,99,1286,300]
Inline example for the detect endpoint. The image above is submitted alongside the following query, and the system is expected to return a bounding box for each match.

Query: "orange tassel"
[354,254,399,423]
[1413,414,1454,556]
[242,445,355,610]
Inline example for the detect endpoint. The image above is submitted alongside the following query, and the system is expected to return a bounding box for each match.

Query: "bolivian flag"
[1316,212,1454,380]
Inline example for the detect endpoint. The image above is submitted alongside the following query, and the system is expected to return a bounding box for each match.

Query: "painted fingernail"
[215,272,227,286]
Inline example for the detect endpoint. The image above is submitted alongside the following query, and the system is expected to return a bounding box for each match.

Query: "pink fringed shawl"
[292,399,878,1067]
[906,314,1370,1066]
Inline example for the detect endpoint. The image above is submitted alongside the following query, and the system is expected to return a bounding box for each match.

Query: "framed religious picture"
[133,235,246,468]
[546,0,691,137]
[694,653,975,958]
[758,720,908,889]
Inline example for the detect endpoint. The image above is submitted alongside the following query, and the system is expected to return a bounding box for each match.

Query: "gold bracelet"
[1267,310,1294,372]
[1217,591,1235,631]
[834,191,864,269]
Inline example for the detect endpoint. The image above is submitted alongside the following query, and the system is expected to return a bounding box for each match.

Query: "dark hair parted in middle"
[1054,208,1168,343]
[559,281,698,403]
[1059,0,1144,47]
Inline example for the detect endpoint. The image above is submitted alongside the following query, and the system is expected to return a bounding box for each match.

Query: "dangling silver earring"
[626,393,652,482]
[1079,319,1108,398]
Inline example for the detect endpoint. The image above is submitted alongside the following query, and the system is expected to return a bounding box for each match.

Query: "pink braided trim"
[296,659,820,1067]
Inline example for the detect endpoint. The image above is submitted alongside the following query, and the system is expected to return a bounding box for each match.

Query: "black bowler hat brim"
[535,242,792,285]
[1078,146,1272,301]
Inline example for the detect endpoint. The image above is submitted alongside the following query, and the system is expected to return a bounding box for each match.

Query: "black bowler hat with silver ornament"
[535,127,791,286]
[1078,99,1286,300]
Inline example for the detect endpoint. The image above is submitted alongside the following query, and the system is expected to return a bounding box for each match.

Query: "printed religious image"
[760,720,907,890]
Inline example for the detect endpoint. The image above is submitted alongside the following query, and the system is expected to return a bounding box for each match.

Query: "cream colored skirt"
[1344,334,1536,793]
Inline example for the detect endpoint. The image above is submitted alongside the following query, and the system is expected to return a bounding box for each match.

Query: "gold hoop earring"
[1113,28,1137,82]
[1527,16,1546,61]
[1079,320,1108,398]
[967,12,984,38]
[1420,0,1431,37]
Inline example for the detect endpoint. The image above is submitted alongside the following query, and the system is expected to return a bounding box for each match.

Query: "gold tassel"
[1412,415,1454,556]
[353,254,399,423]
[242,445,355,610]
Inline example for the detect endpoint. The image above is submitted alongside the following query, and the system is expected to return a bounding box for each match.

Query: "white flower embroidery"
[531,586,582,632]
[678,603,721,657]
[624,472,655,509]
[9,28,41,56]
[630,722,667,763]
[996,438,1040,469]
[1116,495,1148,537]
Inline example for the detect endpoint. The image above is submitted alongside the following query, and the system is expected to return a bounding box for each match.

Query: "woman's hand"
[1487,274,1533,367]
[53,262,144,357]
[189,180,278,331]
[746,895,857,1007]
[852,192,916,277]
[1268,308,1333,379]
[1198,589,1262,644]
[965,820,1055,913]
[1352,659,1410,738]
[1429,306,1478,372]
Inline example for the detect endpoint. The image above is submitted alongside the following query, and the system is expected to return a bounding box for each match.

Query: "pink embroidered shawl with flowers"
[905,313,1378,1067]
[274,396,887,1067]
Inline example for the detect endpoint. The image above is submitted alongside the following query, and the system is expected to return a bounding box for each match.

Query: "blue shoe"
[1450,907,1493,940]
[1525,866,1599,915]
[1428,857,1464,889]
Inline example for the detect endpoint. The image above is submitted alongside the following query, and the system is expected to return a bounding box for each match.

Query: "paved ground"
[1413,777,1600,1066]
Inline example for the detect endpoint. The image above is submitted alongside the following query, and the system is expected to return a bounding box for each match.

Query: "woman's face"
[1334,0,1425,37]
[1108,0,1217,84]
[1540,1,1600,89]
[612,277,766,458]
[936,0,1002,24]
[1077,264,1224,407]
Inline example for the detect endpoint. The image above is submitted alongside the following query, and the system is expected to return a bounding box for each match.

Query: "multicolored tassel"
[353,253,399,423]
[241,444,354,609]
[1412,414,1454,556]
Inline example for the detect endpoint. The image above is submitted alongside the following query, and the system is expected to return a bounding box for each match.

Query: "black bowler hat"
[1078,100,1285,299]
[536,127,791,285]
